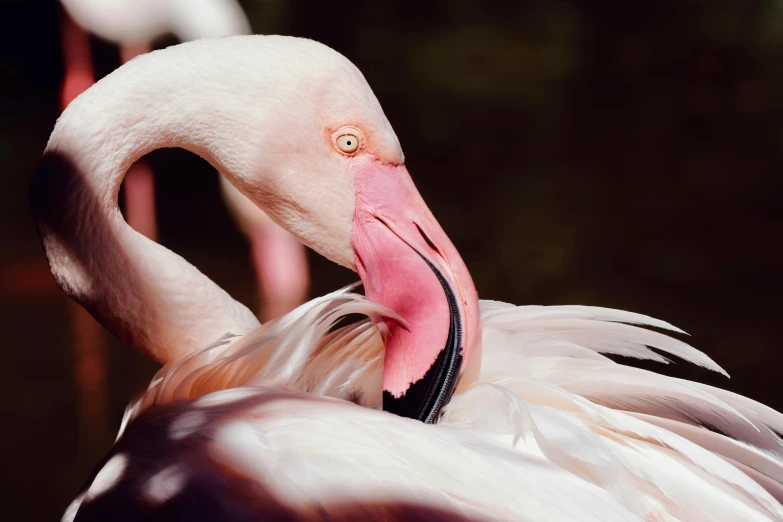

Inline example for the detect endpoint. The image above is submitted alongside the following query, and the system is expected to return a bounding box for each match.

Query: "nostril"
[415,223,440,255]
[375,216,392,231]
[374,215,443,259]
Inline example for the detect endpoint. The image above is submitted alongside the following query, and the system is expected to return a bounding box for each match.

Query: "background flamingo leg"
[59,8,109,447]
[123,161,158,241]
[68,301,108,447]
[250,222,310,322]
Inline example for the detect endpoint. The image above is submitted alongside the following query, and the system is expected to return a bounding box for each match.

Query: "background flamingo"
[32,36,783,521]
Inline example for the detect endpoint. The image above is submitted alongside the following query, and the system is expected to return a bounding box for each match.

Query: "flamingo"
[58,0,309,318]
[32,36,783,521]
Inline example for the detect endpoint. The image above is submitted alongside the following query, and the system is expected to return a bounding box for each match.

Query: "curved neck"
[32,45,261,364]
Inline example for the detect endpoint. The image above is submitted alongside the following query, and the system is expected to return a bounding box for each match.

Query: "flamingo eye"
[332,126,365,155]
[336,133,360,154]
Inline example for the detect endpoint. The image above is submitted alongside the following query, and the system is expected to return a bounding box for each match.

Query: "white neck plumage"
[33,44,268,363]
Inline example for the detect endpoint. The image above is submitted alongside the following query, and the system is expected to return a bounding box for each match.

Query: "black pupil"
[346,140,352,145]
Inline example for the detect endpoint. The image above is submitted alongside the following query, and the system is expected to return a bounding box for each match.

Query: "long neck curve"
[32,40,267,364]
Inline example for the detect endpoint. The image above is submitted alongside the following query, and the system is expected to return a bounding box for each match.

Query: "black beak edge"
[382,256,463,424]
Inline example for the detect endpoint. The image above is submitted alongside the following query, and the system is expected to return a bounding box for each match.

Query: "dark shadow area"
[30,151,160,350]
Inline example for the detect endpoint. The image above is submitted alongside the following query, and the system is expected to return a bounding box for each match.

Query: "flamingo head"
[218,38,480,422]
[43,36,480,423]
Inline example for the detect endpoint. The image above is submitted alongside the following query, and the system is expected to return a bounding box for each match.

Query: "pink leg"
[250,222,310,321]
[123,162,158,241]
[69,301,109,446]
[59,9,109,445]
[59,8,94,108]
[119,44,148,64]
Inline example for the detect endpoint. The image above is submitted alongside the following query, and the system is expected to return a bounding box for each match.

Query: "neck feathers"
[31,41,260,363]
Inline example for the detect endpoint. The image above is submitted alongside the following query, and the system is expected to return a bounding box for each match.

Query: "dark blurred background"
[2,0,783,519]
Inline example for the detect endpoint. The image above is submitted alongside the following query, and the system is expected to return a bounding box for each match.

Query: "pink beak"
[351,155,480,423]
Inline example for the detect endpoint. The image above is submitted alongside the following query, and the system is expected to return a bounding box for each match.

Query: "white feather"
[80,289,783,521]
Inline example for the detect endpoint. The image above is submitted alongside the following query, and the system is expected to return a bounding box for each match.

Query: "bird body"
[33,36,783,521]
[65,288,783,521]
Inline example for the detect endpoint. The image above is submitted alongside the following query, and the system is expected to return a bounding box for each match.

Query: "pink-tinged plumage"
[63,288,783,521]
[31,36,783,520]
